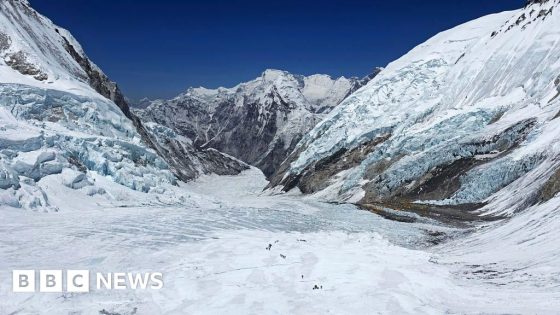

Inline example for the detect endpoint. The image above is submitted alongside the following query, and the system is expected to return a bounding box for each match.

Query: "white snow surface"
[1,168,559,314]
[283,1,560,215]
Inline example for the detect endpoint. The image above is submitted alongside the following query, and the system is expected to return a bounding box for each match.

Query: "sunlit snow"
[1,169,559,314]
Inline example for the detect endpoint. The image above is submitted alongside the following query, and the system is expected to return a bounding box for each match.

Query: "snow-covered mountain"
[269,0,560,216]
[137,69,380,177]
[2,1,560,313]
[0,0,245,210]
[129,97,157,109]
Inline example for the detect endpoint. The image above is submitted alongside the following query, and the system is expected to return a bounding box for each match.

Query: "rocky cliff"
[137,69,380,177]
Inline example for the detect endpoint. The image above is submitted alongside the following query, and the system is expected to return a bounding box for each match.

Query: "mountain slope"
[137,69,379,177]
[269,0,560,216]
[0,0,245,210]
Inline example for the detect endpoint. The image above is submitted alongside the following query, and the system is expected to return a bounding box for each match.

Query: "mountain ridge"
[136,68,381,177]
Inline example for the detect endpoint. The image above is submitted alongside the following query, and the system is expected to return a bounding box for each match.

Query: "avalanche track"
[0,169,558,314]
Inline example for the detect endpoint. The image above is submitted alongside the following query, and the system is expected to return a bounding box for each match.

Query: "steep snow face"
[0,0,119,102]
[137,69,379,177]
[0,0,183,210]
[0,0,247,186]
[270,1,560,214]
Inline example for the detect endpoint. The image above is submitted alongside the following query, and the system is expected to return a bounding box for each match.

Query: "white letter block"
[40,270,62,292]
[67,270,90,293]
[13,270,35,293]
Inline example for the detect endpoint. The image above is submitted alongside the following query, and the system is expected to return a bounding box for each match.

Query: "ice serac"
[269,0,560,216]
[136,69,380,177]
[0,0,245,210]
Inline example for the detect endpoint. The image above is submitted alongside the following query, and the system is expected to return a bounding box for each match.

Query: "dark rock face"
[527,0,551,5]
[4,51,48,81]
[0,32,11,51]
[57,31,132,119]
[138,69,381,178]
[139,122,249,182]
[548,75,560,103]
[267,135,391,194]
[535,167,560,203]
[256,135,302,179]
[0,30,47,81]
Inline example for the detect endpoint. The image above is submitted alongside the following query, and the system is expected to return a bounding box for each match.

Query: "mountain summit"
[137,69,380,177]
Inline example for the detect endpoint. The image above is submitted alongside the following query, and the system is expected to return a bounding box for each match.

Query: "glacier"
[1,169,560,314]
[1,0,560,314]
[0,83,178,210]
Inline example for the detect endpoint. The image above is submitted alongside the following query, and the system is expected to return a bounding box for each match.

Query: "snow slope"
[137,69,380,177]
[270,0,560,216]
[1,169,558,314]
[0,0,113,96]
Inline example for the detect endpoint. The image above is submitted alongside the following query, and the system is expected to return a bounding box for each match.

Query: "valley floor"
[0,169,559,314]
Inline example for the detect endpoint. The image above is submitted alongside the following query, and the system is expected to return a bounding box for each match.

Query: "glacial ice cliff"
[269,0,560,216]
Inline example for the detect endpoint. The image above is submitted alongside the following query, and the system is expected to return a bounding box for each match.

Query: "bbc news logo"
[12,270,164,293]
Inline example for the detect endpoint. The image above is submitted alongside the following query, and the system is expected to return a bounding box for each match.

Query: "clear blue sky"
[30,0,522,100]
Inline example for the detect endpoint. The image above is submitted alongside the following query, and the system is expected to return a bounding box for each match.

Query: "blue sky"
[31,0,522,99]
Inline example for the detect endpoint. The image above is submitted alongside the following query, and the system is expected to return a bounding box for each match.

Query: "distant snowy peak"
[261,69,289,82]
[138,68,380,177]
[129,97,160,109]
[178,68,381,113]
